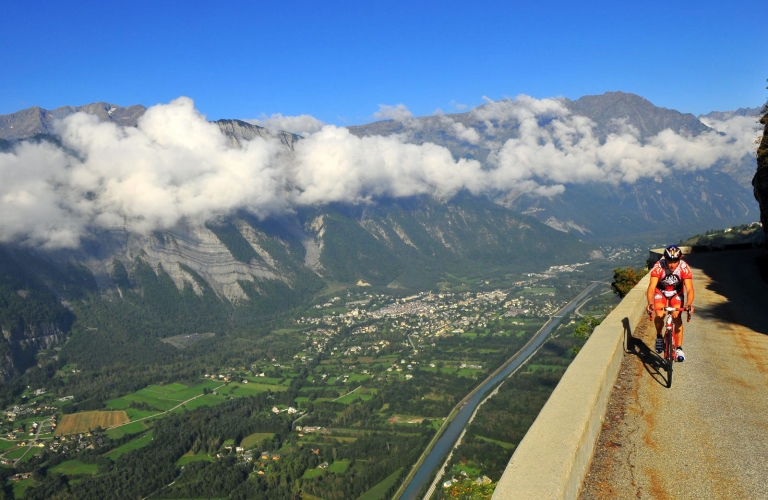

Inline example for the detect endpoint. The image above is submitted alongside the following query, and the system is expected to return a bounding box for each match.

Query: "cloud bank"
[0,96,758,247]
[248,112,325,136]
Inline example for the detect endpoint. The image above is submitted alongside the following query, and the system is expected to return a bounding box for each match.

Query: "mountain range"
[348,92,760,240]
[0,92,761,380]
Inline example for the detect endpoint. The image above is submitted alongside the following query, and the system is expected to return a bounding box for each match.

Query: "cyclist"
[645,245,695,361]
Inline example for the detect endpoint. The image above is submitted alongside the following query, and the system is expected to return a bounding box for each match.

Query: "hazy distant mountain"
[350,92,760,240]
[0,105,303,151]
[566,91,712,140]
[0,102,146,140]
[699,106,762,121]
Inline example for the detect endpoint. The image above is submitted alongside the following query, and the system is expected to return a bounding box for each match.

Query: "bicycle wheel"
[665,331,674,388]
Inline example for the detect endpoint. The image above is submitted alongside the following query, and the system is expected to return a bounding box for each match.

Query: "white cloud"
[0,141,85,247]
[374,104,413,122]
[1,97,287,247]
[485,96,760,191]
[450,100,468,111]
[290,125,487,205]
[248,112,325,136]
[0,95,757,248]
[432,115,481,145]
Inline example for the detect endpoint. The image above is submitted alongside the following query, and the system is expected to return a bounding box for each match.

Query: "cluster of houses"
[47,432,102,454]
[271,406,299,415]
[4,403,57,422]
[215,444,324,473]
[295,426,324,436]
[5,415,56,440]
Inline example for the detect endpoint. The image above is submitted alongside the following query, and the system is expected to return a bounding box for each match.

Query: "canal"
[397,282,601,500]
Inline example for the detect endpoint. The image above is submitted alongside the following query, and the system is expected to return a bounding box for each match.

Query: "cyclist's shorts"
[653,292,683,312]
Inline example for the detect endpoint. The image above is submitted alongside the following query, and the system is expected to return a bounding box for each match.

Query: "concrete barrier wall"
[492,272,652,500]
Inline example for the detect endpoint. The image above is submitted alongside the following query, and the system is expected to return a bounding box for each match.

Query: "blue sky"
[1,0,765,124]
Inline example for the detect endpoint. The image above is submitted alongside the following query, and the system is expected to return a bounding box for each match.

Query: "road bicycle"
[649,306,691,388]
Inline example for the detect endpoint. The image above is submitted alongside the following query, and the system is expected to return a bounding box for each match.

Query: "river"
[397,282,601,500]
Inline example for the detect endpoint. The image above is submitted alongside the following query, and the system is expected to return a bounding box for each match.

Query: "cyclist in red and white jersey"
[645,245,695,361]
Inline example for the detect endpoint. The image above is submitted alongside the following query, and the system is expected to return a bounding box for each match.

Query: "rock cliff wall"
[0,322,67,382]
[753,111,768,250]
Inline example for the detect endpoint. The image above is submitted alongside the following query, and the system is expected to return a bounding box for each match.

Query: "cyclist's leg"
[671,294,684,347]
[652,292,666,333]
[653,293,667,353]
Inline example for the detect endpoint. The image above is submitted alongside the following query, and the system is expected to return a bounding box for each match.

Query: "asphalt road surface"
[580,249,768,500]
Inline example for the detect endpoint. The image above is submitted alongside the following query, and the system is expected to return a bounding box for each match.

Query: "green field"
[229,385,271,397]
[11,478,35,498]
[473,434,516,450]
[175,450,216,466]
[50,459,99,476]
[357,468,402,500]
[105,432,153,460]
[451,463,482,476]
[240,432,274,449]
[336,392,373,404]
[5,447,29,459]
[125,408,159,420]
[0,440,17,451]
[106,380,226,412]
[245,377,284,385]
[105,398,129,410]
[106,420,147,439]
[177,393,228,411]
[302,467,325,479]
[328,459,350,473]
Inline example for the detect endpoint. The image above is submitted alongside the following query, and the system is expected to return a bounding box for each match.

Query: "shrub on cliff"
[611,267,648,298]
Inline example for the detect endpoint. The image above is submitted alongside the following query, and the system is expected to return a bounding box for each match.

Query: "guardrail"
[492,272,652,499]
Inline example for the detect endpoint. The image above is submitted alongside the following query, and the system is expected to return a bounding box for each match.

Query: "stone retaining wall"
[492,273,652,500]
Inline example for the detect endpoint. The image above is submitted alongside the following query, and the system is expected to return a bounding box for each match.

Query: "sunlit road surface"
[580,249,768,500]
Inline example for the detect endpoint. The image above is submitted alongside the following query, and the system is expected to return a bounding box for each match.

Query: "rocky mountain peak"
[0,102,147,140]
[565,91,712,140]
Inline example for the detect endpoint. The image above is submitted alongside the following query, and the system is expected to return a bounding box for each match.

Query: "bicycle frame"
[650,306,690,388]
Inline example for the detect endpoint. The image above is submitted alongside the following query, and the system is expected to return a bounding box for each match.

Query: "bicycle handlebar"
[648,306,692,322]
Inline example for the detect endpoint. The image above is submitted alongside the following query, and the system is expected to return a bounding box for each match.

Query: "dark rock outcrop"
[0,322,67,382]
[753,111,768,250]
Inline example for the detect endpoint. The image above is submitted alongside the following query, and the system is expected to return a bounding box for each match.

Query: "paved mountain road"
[580,249,768,500]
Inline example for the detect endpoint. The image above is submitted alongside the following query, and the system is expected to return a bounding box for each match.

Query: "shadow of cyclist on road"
[624,316,670,387]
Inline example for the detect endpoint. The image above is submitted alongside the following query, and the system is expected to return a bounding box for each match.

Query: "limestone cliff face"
[214,119,301,150]
[0,322,67,382]
[82,221,294,303]
[133,224,282,303]
[753,111,768,249]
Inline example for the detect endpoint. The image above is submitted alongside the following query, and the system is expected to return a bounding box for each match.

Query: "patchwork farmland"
[55,411,130,435]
